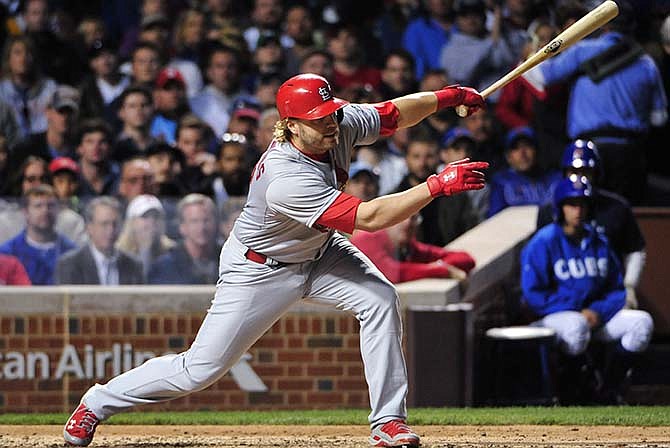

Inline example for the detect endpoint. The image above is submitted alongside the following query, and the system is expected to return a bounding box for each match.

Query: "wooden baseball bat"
[455,0,619,117]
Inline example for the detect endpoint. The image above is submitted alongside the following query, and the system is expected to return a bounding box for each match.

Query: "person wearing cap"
[55,196,144,285]
[189,43,249,137]
[344,162,380,202]
[536,140,646,310]
[487,126,561,218]
[64,73,486,448]
[49,157,81,211]
[116,194,176,278]
[521,176,653,404]
[78,39,130,124]
[6,84,80,176]
[521,0,667,205]
[440,0,516,102]
[150,68,190,145]
[226,97,262,147]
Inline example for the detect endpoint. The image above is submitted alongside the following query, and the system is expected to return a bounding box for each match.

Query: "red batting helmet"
[276,74,348,120]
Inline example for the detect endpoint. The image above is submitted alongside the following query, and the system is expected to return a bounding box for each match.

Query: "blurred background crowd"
[0,0,668,287]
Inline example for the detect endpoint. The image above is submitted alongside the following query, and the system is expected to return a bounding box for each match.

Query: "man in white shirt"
[55,196,143,284]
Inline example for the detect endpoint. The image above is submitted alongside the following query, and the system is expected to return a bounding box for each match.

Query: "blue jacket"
[402,17,450,80]
[0,230,76,285]
[487,168,561,217]
[540,32,667,139]
[521,223,625,323]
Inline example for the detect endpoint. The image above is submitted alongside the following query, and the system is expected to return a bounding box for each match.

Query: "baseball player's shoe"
[369,419,420,447]
[63,403,100,446]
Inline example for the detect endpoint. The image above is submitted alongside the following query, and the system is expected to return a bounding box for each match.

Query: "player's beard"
[296,126,339,154]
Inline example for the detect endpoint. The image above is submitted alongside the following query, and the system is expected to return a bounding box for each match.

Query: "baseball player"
[521,176,653,403]
[63,73,487,448]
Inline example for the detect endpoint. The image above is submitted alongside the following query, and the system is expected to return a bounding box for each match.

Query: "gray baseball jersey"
[233,103,380,262]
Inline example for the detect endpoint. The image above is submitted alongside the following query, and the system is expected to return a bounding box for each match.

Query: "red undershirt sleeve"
[315,192,362,234]
[372,101,400,136]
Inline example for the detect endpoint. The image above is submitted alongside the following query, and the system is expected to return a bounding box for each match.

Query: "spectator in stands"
[536,140,646,310]
[254,72,282,109]
[168,8,206,98]
[117,157,157,204]
[212,133,251,210]
[252,32,286,80]
[76,119,119,198]
[150,68,190,145]
[78,39,130,124]
[417,69,454,142]
[255,107,279,154]
[394,129,452,246]
[402,0,452,80]
[521,176,653,404]
[440,0,515,102]
[0,35,57,139]
[49,157,81,212]
[243,0,285,53]
[521,0,667,204]
[459,107,504,173]
[227,97,261,151]
[56,196,143,285]
[434,128,483,242]
[175,114,217,195]
[0,133,8,192]
[298,49,334,83]
[145,142,186,197]
[128,41,163,90]
[0,253,31,285]
[0,98,18,149]
[76,16,106,50]
[356,140,406,196]
[116,194,176,278]
[379,49,418,100]
[118,0,168,60]
[282,4,317,76]
[148,193,220,284]
[0,185,76,284]
[487,126,560,217]
[351,213,475,283]
[189,44,248,137]
[327,24,381,99]
[344,162,380,202]
[136,14,171,58]
[7,85,79,174]
[113,86,156,162]
[0,156,86,244]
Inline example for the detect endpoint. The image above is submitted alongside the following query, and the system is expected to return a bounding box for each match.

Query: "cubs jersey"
[521,222,625,323]
[232,104,380,263]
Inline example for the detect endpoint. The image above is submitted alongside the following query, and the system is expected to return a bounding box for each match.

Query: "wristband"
[426,174,442,198]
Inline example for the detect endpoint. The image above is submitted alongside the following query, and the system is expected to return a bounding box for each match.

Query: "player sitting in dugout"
[521,176,653,404]
[350,213,475,283]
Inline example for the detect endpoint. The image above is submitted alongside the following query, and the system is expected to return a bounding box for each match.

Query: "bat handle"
[455,105,469,118]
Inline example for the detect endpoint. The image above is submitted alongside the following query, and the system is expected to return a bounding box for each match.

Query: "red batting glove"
[426,158,489,198]
[434,85,485,115]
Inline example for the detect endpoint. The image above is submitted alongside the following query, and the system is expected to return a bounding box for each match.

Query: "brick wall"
[0,310,367,413]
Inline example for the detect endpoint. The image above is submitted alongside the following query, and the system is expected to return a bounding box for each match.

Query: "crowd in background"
[0,0,669,287]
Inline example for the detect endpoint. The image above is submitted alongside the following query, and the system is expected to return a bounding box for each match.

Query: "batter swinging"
[63,74,488,448]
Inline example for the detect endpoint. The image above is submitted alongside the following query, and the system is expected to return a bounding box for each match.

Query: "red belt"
[245,249,267,264]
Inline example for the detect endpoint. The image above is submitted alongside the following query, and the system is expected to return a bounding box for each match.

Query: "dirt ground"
[2,425,670,448]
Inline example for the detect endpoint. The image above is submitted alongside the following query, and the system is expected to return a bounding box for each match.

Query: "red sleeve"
[0,255,31,286]
[350,231,453,283]
[372,101,400,137]
[315,192,362,234]
[407,239,448,263]
[495,78,530,130]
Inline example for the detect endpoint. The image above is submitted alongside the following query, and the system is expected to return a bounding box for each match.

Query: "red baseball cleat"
[63,403,100,446]
[369,419,420,447]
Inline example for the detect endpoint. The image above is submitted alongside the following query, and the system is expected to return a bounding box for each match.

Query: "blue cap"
[505,126,536,151]
[349,162,379,180]
[441,127,474,148]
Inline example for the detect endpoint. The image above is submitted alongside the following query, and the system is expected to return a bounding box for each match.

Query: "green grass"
[2,407,670,426]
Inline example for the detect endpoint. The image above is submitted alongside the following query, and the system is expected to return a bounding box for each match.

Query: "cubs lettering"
[554,256,608,281]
